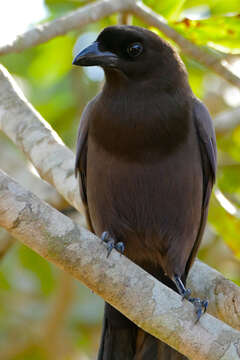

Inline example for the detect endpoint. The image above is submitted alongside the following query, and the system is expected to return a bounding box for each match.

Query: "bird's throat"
[90,87,191,162]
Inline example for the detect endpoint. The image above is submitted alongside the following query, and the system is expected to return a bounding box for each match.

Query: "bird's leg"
[101,231,125,257]
[174,275,208,322]
[174,275,191,299]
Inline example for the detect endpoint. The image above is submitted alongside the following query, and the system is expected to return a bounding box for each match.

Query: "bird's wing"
[185,98,217,276]
[75,98,96,231]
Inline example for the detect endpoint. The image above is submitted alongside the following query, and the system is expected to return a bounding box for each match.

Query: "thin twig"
[118,12,133,25]
[132,2,240,88]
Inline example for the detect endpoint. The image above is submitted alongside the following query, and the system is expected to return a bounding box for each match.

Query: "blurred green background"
[0,0,240,359]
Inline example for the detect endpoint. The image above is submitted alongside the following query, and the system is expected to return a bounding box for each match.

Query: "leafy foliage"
[172,15,240,52]
[0,0,240,358]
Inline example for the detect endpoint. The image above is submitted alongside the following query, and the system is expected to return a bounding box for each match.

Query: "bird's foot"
[101,231,125,257]
[188,297,208,323]
[174,275,208,322]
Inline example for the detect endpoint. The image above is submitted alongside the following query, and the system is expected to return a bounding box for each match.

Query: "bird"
[73,25,217,360]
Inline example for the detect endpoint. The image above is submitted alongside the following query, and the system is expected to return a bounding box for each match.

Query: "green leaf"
[182,56,206,97]
[28,34,75,87]
[171,15,240,53]
[218,163,240,196]
[0,271,10,290]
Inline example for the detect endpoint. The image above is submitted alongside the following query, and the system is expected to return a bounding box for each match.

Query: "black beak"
[72,41,118,67]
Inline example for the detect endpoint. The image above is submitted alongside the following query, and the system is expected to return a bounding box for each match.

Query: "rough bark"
[188,260,240,331]
[0,65,82,213]
[0,169,240,360]
[0,65,240,332]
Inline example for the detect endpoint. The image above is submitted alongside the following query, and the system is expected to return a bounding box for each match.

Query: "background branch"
[0,169,240,360]
[0,134,67,211]
[0,65,82,213]
[133,2,240,88]
[0,0,132,56]
[0,228,14,259]
[0,133,68,260]
[0,64,240,331]
[0,0,239,87]
[188,260,240,331]
[118,12,133,25]
[214,107,240,135]
[0,2,239,358]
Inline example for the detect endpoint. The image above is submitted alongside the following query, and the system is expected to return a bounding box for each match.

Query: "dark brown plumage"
[73,25,217,360]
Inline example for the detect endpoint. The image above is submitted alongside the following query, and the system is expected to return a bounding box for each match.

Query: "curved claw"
[196,307,203,323]
[115,241,125,254]
[173,275,208,322]
[189,297,208,322]
[101,231,110,243]
[106,240,115,258]
[202,299,208,313]
[101,231,125,257]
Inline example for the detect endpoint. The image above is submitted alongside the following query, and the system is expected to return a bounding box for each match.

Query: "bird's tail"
[97,304,137,360]
[98,269,188,360]
[98,303,187,360]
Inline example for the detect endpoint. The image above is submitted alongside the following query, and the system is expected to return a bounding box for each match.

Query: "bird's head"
[73,26,188,85]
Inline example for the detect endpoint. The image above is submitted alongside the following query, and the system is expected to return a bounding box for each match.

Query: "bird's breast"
[86,127,203,274]
[89,92,191,163]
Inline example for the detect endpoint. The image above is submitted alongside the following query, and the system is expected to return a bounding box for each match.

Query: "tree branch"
[0,64,240,332]
[188,260,240,331]
[0,0,239,87]
[0,134,68,259]
[118,12,133,25]
[0,65,82,213]
[132,2,240,88]
[0,0,134,56]
[214,107,240,135]
[0,228,14,259]
[0,134,67,211]
[0,169,240,360]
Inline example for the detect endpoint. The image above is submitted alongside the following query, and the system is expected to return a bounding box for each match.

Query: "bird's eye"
[126,42,143,58]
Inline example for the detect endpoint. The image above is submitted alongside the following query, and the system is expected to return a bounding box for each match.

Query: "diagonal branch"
[0,0,133,56]
[214,107,240,135]
[0,65,82,213]
[132,2,240,88]
[0,64,240,332]
[0,134,67,211]
[187,260,240,331]
[0,169,240,360]
[0,0,239,87]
